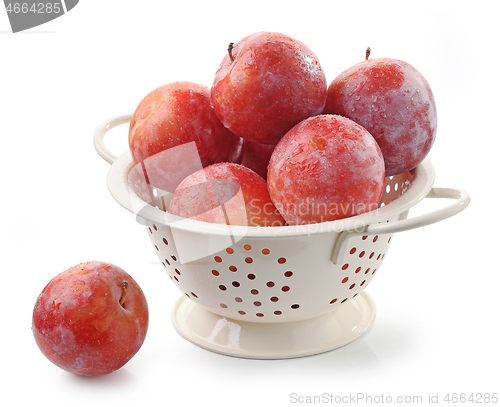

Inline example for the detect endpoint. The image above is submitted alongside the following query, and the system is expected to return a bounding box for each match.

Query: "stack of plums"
[129,31,437,227]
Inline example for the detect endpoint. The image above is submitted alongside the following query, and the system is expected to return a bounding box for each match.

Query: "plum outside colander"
[94,114,470,359]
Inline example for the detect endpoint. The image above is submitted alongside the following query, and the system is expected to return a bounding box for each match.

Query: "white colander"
[94,114,470,359]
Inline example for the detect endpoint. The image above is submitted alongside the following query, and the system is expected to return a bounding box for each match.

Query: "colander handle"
[93,114,133,164]
[331,187,470,264]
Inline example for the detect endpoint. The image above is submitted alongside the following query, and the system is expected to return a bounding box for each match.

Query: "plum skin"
[211,31,327,145]
[324,58,437,176]
[32,261,149,376]
[267,114,385,226]
[168,162,285,227]
[128,81,243,191]
[240,139,277,180]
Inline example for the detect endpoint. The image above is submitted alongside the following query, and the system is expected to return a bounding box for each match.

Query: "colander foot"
[171,291,376,359]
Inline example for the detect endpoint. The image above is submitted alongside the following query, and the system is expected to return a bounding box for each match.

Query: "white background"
[2,1,498,406]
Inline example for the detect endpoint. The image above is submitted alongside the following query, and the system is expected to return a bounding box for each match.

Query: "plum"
[129,81,243,192]
[168,162,285,227]
[324,55,437,176]
[267,114,385,225]
[32,262,148,376]
[211,31,327,145]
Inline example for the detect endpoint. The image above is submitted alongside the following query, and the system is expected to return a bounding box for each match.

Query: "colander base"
[171,291,376,359]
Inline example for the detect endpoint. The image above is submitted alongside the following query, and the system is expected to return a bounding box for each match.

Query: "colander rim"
[106,152,435,237]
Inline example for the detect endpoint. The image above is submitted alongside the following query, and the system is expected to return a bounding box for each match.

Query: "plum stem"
[228,43,235,63]
[365,47,371,61]
[119,281,129,307]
